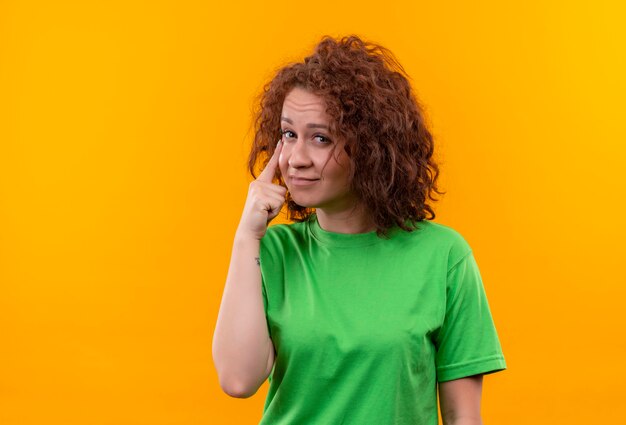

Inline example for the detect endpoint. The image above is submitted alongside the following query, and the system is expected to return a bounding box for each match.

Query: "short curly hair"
[248,34,445,238]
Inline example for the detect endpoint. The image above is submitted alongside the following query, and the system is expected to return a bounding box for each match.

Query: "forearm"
[212,232,273,398]
[439,375,484,425]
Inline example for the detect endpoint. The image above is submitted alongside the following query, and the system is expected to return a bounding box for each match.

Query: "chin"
[289,195,318,209]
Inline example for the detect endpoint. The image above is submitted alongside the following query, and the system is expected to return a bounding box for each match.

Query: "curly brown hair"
[247,34,445,238]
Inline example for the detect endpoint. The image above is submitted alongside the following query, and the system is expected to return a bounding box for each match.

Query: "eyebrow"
[281,116,329,130]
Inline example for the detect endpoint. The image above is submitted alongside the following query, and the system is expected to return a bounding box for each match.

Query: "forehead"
[281,87,329,119]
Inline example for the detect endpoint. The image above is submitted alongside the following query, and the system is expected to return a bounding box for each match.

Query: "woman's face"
[278,87,357,212]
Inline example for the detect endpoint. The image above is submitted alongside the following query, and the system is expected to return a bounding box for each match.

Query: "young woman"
[213,35,506,425]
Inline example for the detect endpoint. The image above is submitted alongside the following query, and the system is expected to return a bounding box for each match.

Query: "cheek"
[327,161,352,186]
[327,153,349,175]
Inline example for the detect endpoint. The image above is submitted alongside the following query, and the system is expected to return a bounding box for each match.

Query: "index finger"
[257,140,283,183]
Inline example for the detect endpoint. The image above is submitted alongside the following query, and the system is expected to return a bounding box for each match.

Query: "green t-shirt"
[258,213,506,424]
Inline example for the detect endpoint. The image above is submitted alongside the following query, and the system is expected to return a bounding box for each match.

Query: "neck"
[315,203,375,234]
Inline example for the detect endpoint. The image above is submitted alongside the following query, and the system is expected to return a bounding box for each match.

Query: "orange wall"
[1,1,624,424]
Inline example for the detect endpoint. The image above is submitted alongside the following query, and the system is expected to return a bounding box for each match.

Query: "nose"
[287,137,313,169]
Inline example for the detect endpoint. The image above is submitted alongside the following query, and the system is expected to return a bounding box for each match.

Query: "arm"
[438,374,484,425]
[212,234,276,398]
[212,141,285,398]
[435,250,506,423]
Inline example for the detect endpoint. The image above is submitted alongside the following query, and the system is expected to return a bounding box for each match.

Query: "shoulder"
[260,220,308,255]
[398,220,472,272]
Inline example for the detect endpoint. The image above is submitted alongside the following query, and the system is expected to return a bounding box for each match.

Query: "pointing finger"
[257,140,283,183]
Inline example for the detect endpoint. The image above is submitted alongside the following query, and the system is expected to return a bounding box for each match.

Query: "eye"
[314,135,332,144]
[281,129,296,141]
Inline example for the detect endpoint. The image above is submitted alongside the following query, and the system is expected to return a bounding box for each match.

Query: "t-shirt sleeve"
[434,250,507,382]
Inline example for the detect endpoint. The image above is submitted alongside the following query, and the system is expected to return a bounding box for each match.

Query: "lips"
[289,176,320,186]
[289,176,319,181]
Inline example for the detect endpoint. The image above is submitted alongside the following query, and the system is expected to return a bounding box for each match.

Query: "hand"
[236,140,287,240]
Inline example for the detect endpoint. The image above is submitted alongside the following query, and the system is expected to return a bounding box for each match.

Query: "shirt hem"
[436,356,507,382]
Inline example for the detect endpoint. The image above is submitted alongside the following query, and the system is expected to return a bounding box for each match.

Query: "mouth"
[290,177,320,186]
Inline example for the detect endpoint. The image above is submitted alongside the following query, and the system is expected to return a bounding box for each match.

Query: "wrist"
[234,229,263,244]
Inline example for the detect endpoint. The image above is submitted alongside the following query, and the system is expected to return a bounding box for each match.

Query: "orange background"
[1,1,624,424]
